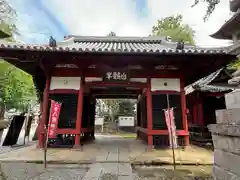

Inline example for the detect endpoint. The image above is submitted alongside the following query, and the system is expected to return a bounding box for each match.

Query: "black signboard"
[103,70,129,82]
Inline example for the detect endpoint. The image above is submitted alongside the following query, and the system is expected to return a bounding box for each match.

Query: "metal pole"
[44,125,47,169]
[23,102,31,145]
[166,94,176,170]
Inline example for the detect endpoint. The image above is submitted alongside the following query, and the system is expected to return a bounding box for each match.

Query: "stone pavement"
[83,163,137,180]
[0,135,213,165]
[0,135,214,179]
[0,163,88,180]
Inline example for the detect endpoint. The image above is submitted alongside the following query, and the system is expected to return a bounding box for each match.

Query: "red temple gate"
[0,36,236,149]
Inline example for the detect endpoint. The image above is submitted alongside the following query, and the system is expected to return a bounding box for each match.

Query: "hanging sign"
[164,108,178,148]
[47,100,62,139]
[103,70,129,82]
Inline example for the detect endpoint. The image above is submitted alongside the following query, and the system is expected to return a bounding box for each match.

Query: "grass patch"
[115,133,136,139]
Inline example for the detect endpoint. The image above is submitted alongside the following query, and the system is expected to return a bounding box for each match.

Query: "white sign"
[50,77,81,90]
[118,116,134,127]
[95,117,104,125]
[151,78,180,92]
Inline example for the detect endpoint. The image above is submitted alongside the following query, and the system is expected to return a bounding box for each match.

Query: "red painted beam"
[51,68,181,78]
[85,81,147,88]
[150,130,189,136]
[55,128,93,134]
[49,89,79,94]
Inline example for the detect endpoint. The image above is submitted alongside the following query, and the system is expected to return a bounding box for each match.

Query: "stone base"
[213,165,240,180]
[212,134,240,155]
[208,124,240,137]
[225,90,240,109]
[210,122,240,180]
[214,149,240,176]
[215,108,240,125]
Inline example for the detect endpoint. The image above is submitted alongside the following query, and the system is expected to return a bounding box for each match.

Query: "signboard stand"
[43,100,62,169]
[166,94,176,170]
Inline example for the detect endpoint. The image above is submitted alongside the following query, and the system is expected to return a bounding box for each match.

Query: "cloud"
[12,0,232,47]
[43,0,150,36]
[9,0,68,44]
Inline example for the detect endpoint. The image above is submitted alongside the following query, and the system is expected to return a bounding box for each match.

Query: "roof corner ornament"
[49,36,57,47]
[176,40,184,50]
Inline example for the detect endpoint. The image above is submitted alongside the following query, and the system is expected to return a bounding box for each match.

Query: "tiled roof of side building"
[0,36,231,55]
[210,10,240,40]
[185,68,233,94]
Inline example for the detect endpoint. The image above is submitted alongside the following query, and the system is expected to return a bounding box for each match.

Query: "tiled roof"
[211,11,240,40]
[185,68,233,94]
[0,36,229,55]
[195,85,232,92]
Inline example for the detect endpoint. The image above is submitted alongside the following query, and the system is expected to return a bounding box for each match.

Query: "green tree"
[191,0,220,22]
[151,15,195,45]
[117,100,135,116]
[1,61,36,110]
[0,1,36,118]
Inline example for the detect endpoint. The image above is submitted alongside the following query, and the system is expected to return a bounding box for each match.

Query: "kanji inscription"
[104,71,129,82]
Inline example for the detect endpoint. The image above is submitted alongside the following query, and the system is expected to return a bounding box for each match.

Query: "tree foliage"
[0,61,36,110]
[191,0,220,22]
[152,15,195,45]
[117,100,135,116]
[0,0,36,113]
[0,0,19,39]
[95,99,136,121]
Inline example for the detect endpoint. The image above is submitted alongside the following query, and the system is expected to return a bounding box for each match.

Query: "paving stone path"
[0,136,139,180]
[0,135,213,179]
[83,136,138,179]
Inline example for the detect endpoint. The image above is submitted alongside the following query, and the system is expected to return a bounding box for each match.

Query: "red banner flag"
[164,108,178,148]
[47,100,61,139]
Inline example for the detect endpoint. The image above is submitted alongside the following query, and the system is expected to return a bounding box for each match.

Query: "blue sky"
[9,0,232,47]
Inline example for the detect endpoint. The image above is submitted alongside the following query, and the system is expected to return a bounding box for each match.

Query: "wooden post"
[74,78,84,148]
[146,77,153,149]
[38,77,50,148]
[180,78,189,146]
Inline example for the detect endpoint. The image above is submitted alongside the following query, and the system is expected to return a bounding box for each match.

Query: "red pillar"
[146,77,153,148]
[180,78,189,146]
[74,78,84,148]
[38,77,50,148]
